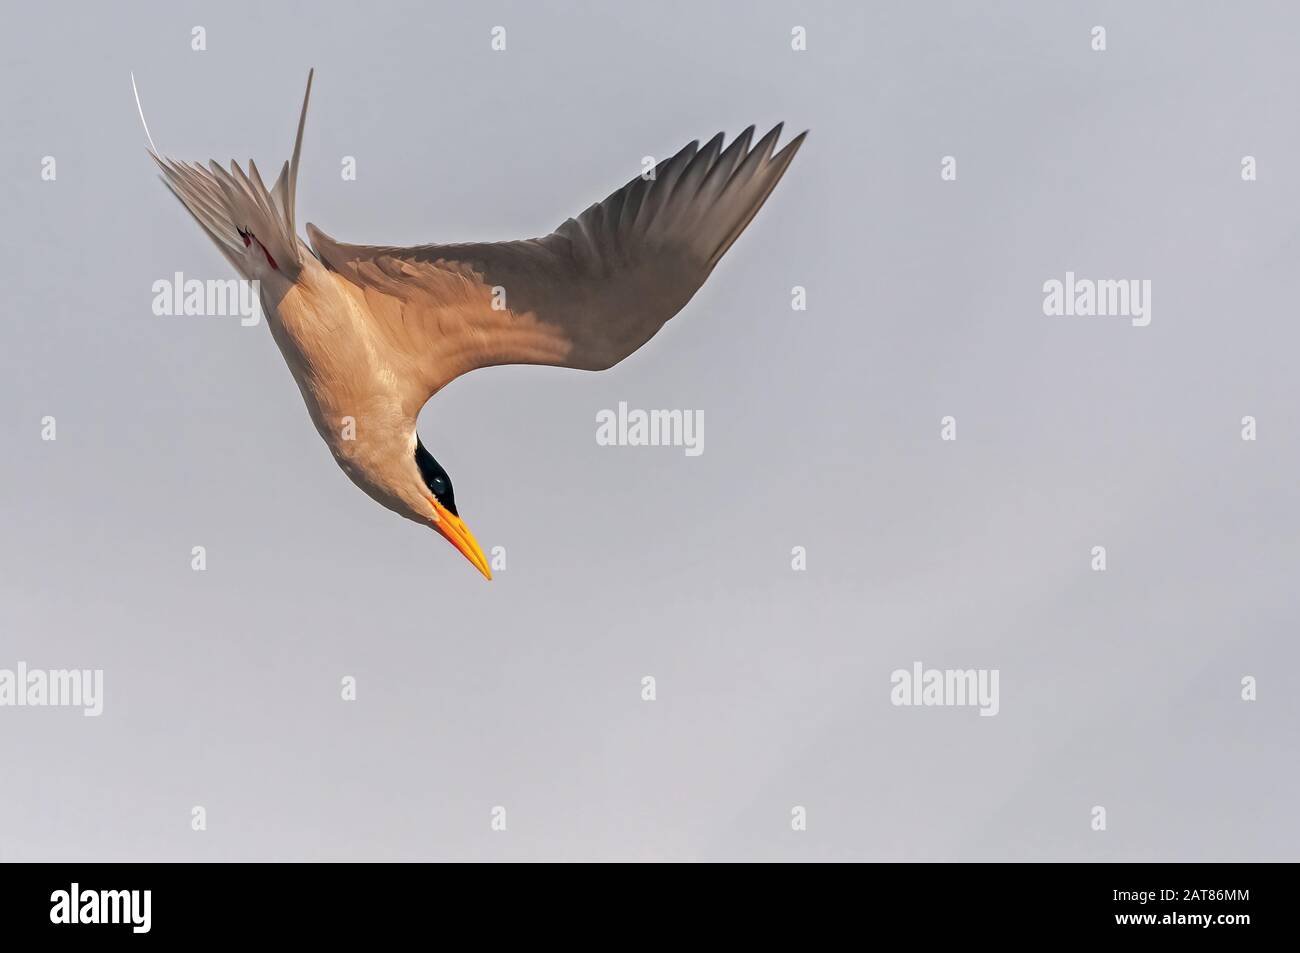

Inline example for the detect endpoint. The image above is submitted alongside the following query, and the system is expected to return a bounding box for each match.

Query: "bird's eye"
[414,439,459,515]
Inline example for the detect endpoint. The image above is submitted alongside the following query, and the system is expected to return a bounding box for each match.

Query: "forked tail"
[134,69,314,281]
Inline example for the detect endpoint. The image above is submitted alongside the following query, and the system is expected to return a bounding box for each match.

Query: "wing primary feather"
[707,129,806,267]
[695,126,753,207]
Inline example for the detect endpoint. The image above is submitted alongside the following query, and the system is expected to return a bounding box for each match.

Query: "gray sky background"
[1,0,1297,861]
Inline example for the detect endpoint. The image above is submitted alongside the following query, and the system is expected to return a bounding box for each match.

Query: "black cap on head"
[415,438,458,516]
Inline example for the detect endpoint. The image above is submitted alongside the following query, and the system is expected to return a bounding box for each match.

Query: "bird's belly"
[263,281,418,519]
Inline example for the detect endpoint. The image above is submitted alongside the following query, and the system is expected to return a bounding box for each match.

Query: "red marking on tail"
[238,227,279,270]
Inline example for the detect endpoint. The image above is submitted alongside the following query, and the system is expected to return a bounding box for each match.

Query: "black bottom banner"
[0,861,1282,940]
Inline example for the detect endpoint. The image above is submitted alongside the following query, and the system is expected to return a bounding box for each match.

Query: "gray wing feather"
[306,124,806,403]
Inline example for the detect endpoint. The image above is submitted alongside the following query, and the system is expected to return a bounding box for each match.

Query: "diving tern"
[137,70,805,579]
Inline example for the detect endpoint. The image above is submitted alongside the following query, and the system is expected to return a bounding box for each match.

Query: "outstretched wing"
[306,124,805,408]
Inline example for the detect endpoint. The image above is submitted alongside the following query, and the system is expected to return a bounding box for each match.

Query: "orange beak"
[430,499,492,580]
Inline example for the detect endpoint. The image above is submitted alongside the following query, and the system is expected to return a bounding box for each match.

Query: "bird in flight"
[137,70,805,579]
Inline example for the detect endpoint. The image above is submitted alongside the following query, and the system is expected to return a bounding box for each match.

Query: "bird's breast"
[262,268,417,500]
